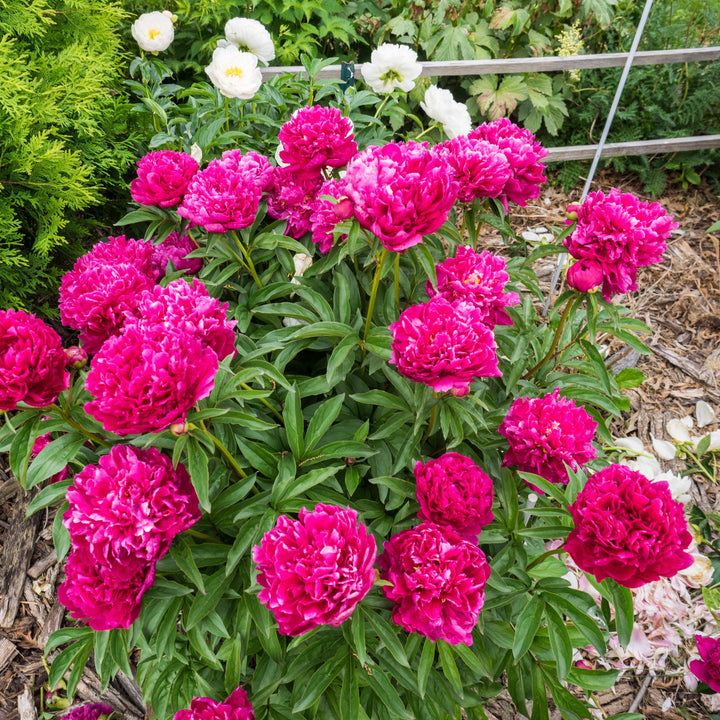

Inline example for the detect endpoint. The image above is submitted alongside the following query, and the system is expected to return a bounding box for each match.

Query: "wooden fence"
[260,46,720,161]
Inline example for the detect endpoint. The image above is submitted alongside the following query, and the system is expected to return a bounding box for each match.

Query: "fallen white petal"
[652,435,677,460]
[666,418,691,443]
[614,436,645,455]
[696,400,716,428]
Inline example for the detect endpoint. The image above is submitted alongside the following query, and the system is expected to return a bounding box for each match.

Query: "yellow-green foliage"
[0,0,137,310]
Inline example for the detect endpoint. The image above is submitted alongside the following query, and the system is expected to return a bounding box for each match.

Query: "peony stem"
[239,382,283,422]
[420,401,438,444]
[201,423,248,480]
[393,252,401,309]
[185,528,224,544]
[230,231,263,289]
[526,546,565,571]
[374,95,390,119]
[224,96,230,134]
[414,122,441,141]
[54,405,111,448]
[363,247,390,344]
[522,296,577,379]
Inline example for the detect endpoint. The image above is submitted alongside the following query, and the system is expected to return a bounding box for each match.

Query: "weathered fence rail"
[259,46,720,160]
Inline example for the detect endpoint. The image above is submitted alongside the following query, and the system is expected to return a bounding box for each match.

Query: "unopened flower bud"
[566,259,603,293]
[345,457,356,465]
[565,204,580,221]
[333,197,354,220]
[169,422,188,436]
[65,346,88,370]
[574,659,593,670]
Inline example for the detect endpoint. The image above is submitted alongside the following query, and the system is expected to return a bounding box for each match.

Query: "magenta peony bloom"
[415,452,494,538]
[278,105,357,175]
[565,464,694,588]
[0,309,69,411]
[690,635,720,692]
[220,149,274,191]
[389,298,500,397]
[563,188,677,301]
[59,262,155,355]
[65,445,200,564]
[436,137,511,203]
[150,232,202,279]
[343,141,458,252]
[129,279,237,360]
[426,246,520,326]
[498,388,597,488]
[62,704,113,720]
[174,687,255,720]
[266,166,323,238]
[84,323,218,435]
[177,158,262,233]
[130,150,199,208]
[31,433,71,484]
[72,235,156,278]
[377,522,491,645]
[469,118,547,208]
[309,178,350,253]
[57,545,155,631]
[253,504,377,635]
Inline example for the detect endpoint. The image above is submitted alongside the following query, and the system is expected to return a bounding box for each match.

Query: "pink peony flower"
[563,189,677,301]
[309,178,350,253]
[566,258,604,293]
[266,167,323,238]
[72,235,156,278]
[565,464,694,588]
[62,703,113,720]
[174,687,255,720]
[377,522,491,645]
[389,298,500,397]
[59,262,155,355]
[415,452,494,538]
[84,323,218,435]
[177,158,262,233]
[690,636,720,692]
[277,105,357,175]
[426,246,520,325]
[436,137,511,203]
[65,445,200,564]
[130,150,199,208]
[253,504,377,635]
[150,232,202,279]
[498,388,597,487]
[57,545,155,631]
[31,433,71,484]
[469,118,547,208]
[343,141,458,252]
[219,149,274,191]
[128,279,237,360]
[0,309,69,411]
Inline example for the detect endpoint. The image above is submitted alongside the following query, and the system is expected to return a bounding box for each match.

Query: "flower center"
[225,66,244,78]
[148,28,161,40]
[380,69,403,84]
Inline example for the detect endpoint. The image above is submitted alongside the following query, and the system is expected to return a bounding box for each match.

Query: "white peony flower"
[420,85,472,139]
[679,552,714,588]
[651,434,676,460]
[205,46,263,100]
[361,43,422,94]
[666,416,693,443]
[614,436,645,455]
[131,11,174,53]
[224,17,275,65]
[654,470,692,504]
[696,400,716,428]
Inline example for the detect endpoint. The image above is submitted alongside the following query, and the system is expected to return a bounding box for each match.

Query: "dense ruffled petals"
[266,167,323,238]
[278,105,357,175]
[498,388,597,487]
[426,246,519,325]
[62,703,113,720]
[469,118,547,208]
[130,150,198,208]
[563,188,677,301]
[690,635,720,692]
[0,309,69,410]
[177,158,262,233]
[150,232,202,279]
[378,522,491,645]
[72,235,156,277]
[343,141,458,252]
[219,149,274,190]
[253,504,377,635]
[129,279,237,360]
[65,445,200,564]
[309,178,350,253]
[565,464,694,588]
[389,298,500,396]
[174,687,255,720]
[415,453,494,538]
[84,323,218,435]
[57,545,155,631]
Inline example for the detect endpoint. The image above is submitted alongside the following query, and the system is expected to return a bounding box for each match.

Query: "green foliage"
[0,0,137,310]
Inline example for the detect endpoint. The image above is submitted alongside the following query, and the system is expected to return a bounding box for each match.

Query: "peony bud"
[332,197,354,220]
[65,346,88,370]
[566,259,603,293]
[170,422,189,436]
[565,204,580,220]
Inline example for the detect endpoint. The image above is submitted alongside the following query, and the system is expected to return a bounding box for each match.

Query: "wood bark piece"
[23,579,48,626]
[650,343,720,400]
[75,666,145,720]
[0,637,18,672]
[37,600,65,650]
[114,671,145,714]
[27,550,57,580]
[0,493,40,628]
[17,686,36,720]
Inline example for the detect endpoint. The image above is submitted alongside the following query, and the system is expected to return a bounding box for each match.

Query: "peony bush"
[0,16,711,720]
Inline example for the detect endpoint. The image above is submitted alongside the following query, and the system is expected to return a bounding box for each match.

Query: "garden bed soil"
[1,170,718,720]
